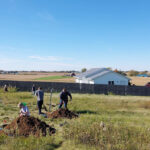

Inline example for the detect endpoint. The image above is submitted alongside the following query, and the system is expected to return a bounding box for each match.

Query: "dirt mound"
[4,116,55,137]
[47,108,78,119]
[0,130,6,136]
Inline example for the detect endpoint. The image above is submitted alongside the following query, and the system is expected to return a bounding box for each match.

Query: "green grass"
[34,76,72,81]
[0,135,63,150]
[0,89,150,149]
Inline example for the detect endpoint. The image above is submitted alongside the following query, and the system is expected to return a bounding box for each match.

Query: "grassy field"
[0,88,150,149]
[35,75,72,81]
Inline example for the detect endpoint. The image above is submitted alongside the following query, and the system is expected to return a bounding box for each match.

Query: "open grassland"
[0,89,150,149]
[0,72,75,83]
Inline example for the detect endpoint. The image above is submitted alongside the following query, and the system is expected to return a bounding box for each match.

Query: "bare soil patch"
[47,108,78,119]
[0,130,5,136]
[2,116,55,137]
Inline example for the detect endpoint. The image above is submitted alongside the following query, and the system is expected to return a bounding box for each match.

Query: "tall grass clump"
[139,101,150,109]
[64,119,150,150]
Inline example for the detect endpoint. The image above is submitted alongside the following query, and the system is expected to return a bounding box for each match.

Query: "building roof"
[137,74,149,77]
[76,68,130,80]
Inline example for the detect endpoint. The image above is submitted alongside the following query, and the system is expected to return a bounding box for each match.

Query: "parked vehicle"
[145,82,150,87]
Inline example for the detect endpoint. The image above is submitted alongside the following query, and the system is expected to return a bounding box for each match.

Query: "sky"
[0,0,150,71]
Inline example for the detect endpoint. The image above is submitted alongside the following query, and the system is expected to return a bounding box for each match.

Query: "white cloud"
[0,45,34,53]
[0,58,22,64]
[29,56,72,61]
[0,58,79,71]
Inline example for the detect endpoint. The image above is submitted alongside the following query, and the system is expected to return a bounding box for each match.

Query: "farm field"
[130,76,150,86]
[1,89,150,150]
[0,72,150,86]
[0,72,75,83]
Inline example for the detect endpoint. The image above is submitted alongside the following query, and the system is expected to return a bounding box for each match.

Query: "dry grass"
[139,101,150,109]
[129,76,150,86]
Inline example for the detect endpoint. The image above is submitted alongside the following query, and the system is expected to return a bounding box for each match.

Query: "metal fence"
[0,80,150,96]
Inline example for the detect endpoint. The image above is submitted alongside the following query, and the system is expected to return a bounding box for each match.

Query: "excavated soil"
[3,116,55,137]
[0,130,6,136]
[47,108,78,119]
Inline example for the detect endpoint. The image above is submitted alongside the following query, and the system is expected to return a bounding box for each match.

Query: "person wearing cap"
[59,88,72,109]
[35,87,44,114]
[18,102,30,117]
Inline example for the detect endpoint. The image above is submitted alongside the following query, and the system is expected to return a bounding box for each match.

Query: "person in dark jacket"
[59,88,72,109]
[4,84,8,92]
[35,87,44,114]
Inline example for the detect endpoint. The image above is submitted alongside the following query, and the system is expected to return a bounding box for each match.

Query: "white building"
[76,68,130,85]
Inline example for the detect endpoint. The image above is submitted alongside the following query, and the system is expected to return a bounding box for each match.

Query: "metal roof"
[88,70,111,80]
[76,68,130,80]
[76,68,106,78]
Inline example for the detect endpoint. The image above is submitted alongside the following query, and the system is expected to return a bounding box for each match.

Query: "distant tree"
[147,72,150,76]
[107,67,112,70]
[81,68,87,73]
[127,70,139,76]
[139,71,148,75]
[114,69,118,73]
[114,69,127,76]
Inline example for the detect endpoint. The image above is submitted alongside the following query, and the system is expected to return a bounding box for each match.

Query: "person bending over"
[59,88,72,109]
[18,102,30,117]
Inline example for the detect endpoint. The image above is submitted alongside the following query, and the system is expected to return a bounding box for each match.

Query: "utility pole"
[49,88,53,112]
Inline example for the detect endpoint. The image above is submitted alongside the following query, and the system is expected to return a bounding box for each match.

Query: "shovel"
[43,104,48,112]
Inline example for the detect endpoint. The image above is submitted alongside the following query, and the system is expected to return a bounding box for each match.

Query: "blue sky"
[0,0,150,71]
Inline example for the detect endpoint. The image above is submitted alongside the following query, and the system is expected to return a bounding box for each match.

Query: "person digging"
[18,102,30,117]
[58,88,72,109]
[35,87,44,115]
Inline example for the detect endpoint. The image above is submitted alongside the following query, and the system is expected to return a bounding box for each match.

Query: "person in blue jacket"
[59,88,72,109]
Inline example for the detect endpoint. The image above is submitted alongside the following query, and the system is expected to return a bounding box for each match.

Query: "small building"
[136,74,149,77]
[70,72,76,77]
[76,68,130,85]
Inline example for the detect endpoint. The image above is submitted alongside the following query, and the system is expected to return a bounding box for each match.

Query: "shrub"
[127,70,139,76]
[81,68,87,73]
